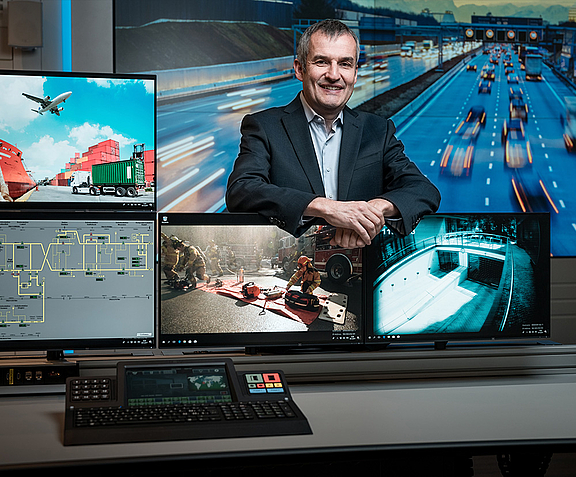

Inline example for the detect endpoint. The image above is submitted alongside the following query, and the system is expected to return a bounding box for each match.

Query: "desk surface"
[1,373,576,472]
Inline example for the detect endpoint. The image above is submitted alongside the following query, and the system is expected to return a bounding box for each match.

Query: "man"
[205,240,223,277]
[226,19,440,248]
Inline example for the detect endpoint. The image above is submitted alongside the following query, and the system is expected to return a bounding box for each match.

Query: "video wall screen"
[114,0,574,256]
[0,70,156,211]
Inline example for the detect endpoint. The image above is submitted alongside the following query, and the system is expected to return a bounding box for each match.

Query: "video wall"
[114,0,575,257]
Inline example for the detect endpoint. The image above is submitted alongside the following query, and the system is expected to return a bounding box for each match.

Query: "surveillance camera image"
[365,212,550,346]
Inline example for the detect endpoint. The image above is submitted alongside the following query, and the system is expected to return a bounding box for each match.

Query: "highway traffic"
[396,45,574,256]
[156,43,575,256]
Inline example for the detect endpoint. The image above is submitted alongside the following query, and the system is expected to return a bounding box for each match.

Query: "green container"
[91,159,145,186]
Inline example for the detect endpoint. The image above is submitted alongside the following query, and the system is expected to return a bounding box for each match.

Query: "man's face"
[294,32,358,121]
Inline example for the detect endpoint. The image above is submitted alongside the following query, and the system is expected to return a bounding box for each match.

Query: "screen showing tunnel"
[364,213,550,346]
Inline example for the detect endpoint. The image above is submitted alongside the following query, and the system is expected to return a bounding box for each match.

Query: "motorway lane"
[397,50,576,256]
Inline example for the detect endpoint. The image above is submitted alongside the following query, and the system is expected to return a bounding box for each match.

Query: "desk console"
[64,358,311,445]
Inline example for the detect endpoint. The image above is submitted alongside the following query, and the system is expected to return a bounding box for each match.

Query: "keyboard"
[64,359,312,445]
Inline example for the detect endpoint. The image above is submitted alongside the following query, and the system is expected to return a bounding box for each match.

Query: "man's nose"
[325,61,340,79]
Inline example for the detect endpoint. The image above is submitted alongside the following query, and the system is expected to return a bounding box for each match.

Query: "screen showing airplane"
[0,70,156,211]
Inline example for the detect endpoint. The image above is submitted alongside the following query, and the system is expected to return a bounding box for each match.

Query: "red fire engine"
[276,227,361,284]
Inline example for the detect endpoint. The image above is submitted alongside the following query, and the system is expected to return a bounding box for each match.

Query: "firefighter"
[175,241,211,288]
[160,232,180,280]
[286,256,321,294]
[206,240,223,277]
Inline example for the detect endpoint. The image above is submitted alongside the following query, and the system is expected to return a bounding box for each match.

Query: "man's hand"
[304,198,384,247]
[330,228,366,248]
[304,197,400,248]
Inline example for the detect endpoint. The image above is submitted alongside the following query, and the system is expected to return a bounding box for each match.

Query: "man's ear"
[294,59,304,81]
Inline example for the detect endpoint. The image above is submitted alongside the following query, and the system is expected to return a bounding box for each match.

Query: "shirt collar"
[299,92,344,126]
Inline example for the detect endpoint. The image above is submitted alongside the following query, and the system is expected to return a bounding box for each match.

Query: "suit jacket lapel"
[338,107,361,200]
[282,97,325,196]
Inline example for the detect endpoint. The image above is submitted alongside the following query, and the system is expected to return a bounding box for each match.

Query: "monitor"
[364,212,551,348]
[158,213,363,353]
[0,211,156,356]
[0,70,156,211]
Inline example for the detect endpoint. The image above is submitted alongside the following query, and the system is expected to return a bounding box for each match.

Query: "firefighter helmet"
[297,256,311,268]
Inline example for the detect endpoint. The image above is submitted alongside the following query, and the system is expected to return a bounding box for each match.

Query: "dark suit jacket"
[226,95,441,237]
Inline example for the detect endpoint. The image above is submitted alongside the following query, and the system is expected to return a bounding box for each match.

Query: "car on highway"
[466,64,477,71]
[510,168,559,214]
[502,119,532,169]
[464,105,486,128]
[478,79,492,94]
[505,66,515,75]
[507,74,519,84]
[510,97,529,122]
[483,68,496,80]
[509,84,523,99]
[439,126,479,178]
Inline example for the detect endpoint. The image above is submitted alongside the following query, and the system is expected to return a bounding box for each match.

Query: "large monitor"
[158,213,363,353]
[0,70,156,211]
[0,212,156,356]
[364,212,551,348]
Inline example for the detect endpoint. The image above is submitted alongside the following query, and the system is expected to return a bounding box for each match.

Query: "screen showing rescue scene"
[159,214,362,350]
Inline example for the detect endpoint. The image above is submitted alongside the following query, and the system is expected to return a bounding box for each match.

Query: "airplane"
[22,91,72,116]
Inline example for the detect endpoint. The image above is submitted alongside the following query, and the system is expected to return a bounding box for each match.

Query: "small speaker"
[7,0,42,49]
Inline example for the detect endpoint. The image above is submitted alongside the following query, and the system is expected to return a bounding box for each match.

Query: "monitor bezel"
[0,69,157,212]
[0,210,157,354]
[363,212,551,348]
[158,212,364,353]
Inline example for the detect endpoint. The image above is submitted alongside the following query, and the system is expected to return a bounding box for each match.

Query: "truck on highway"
[400,41,416,57]
[524,54,542,81]
[562,96,576,153]
[70,158,146,197]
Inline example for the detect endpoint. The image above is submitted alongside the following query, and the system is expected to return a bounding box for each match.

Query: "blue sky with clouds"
[0,73,155,181]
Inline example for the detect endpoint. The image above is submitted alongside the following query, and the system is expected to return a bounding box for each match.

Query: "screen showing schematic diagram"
[0,215,155,348]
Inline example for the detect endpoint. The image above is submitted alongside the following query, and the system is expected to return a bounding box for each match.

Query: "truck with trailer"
[524,54,542,81]
[70,144,146,197]
[71,158,145,197]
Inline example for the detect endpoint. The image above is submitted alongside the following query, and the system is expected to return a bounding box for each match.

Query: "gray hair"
[296,19,360,72]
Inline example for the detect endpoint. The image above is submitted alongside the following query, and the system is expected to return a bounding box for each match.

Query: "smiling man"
[226,19,440,247]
